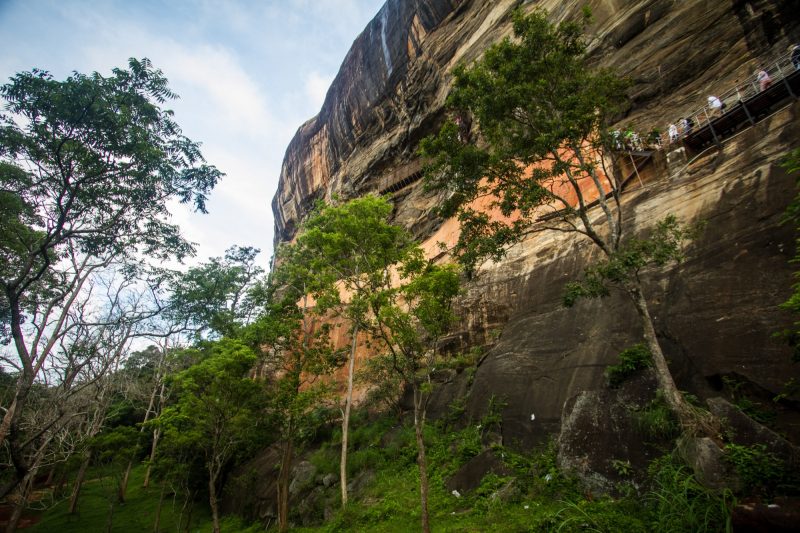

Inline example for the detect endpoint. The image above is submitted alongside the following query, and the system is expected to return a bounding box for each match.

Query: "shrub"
[724,443,785,496]
[606,344,652,387]
[646,455,733,532]
[634,393,680,440]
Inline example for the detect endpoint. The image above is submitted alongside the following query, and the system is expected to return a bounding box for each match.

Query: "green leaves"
[167,245,264,338]
[421,8,630,274]
[0,58,222,296]
[564,215,697,307]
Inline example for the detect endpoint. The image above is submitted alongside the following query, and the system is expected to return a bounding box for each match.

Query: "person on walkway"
[791,44,800,71]
[756,69,772,92]
[707,95,723,117]
[668,123,678,143]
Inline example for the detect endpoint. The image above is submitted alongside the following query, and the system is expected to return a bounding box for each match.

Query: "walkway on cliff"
[663,48,799,152]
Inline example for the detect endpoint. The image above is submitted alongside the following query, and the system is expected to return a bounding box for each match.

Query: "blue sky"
[0,0,385,266]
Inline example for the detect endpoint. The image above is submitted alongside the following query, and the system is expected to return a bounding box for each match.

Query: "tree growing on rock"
[421,9,700,427]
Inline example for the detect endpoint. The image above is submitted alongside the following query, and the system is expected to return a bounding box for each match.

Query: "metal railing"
[661,48,798,147]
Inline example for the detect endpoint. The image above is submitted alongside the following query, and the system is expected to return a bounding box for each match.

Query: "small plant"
[646,455,734,532]
[724,443,785,496]
[722,376,776,426]
[633,393,680,441]
[606,344,652,388]
[611,459,633,477]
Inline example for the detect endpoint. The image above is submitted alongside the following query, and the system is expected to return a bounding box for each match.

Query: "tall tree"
[289,195,414,507]
[421,9,699,425]
[374,258,460,533]
[266,246,342,530]
[0,58,222,462]
[154,339,266,533]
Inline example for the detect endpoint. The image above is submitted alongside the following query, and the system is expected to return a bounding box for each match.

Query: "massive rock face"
[270,0,800,450]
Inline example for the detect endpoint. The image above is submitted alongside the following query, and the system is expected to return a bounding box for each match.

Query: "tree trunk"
[69,453,92,514]
[141,369,166,491]
[208,474,220,533]
[413,386,431,533]
[627,282,693,424]
[54,468,69,498]
[153,481,166,533]
[5,471,34,533]
[143,426,162,489]
[45,466,56,486]
[119,460,133,503]
[340,323,358,508]
[105,499,115,533]
[277,438,294,533]
[0,298,35,448]
[183,497,194,533]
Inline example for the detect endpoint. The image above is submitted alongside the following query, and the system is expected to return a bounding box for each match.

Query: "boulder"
[708,397,800,465]
[557,370,667,494]
[677,436,737,491]
[289,461,317,496]
[445,449,512,494]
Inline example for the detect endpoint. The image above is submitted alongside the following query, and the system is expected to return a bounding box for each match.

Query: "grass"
[28,410,737,532]
[293,412,735,533]
[28,465,212,533]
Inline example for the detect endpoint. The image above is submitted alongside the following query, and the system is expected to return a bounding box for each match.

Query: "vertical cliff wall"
[270,0,800,448]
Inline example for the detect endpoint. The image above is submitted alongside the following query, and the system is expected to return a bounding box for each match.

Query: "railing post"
[739,84,756,126]
[776,61,797,99]
[703,108,721,148]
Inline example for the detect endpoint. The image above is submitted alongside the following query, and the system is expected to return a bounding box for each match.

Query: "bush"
[606,344,652,387]
[724,443,786,496]
[634,393,680,440]
[646,455,733,532]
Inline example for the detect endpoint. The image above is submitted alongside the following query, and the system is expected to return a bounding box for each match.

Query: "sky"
[0,0,385,269]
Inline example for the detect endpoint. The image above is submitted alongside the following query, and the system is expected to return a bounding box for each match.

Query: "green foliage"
[355,353,404,412]
[605,344,652,387]
[646,455,733,532]
[152,339,266,498]
[724,443,787,496]
[633,393,680,441]
[167,245,264,338]
[0,58,221,295]
[29,465,211,532]
[549,498,649,532]
[779,147,800,361]
[721,376,776,426]
[421,8,629,273]
[564,216,696,307]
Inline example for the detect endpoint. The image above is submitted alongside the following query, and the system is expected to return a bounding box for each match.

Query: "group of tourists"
[662,44,800,147]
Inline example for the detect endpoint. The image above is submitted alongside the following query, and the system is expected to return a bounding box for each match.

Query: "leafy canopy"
[0,58,223,319]
[421,8,629,272]
[167,245,264,338]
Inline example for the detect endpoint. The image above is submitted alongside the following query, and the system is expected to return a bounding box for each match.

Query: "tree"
[288,195,415,507]
[154,339,266,533]
[265,246,343,530]
[0,57,222,463]
[167,245,264,338]
[421,9,699,425]
[372,258,460,533]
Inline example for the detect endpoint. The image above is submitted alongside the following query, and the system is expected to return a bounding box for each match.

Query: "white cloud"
[1,0,387,270]
[304,71,334,109]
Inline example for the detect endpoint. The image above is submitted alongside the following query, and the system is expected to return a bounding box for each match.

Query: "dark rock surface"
[445,449,513,494]
[557,370,669,494]
[461,103,800,450]
[708,397,800,465]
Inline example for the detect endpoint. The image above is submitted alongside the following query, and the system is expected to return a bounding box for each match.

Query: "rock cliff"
[270,0,800,450]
